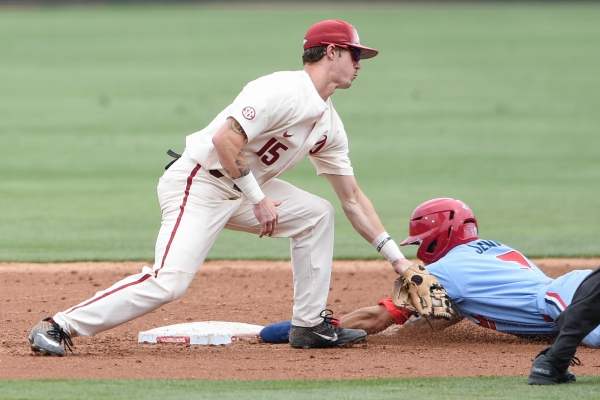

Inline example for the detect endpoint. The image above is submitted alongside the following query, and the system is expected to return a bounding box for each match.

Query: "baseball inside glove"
[392,264,456,320]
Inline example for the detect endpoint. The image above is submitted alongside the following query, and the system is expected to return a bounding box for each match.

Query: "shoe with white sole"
[28,317,73,356]
[289,309,367,349]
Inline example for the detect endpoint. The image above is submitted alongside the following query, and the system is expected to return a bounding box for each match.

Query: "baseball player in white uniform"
[28,19,415,355]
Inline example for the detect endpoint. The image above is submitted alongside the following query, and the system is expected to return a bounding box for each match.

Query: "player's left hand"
[253,198,282,237]
[392,264,456,320]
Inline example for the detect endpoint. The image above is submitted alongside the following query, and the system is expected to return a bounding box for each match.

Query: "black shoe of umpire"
[528,347,578,385]
[289,309,367,349]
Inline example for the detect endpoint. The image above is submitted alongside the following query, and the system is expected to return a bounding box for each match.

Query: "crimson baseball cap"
[303,19,379,60]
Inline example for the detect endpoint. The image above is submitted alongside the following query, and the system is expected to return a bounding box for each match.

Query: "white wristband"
[371,232,404,264]
[232,172,265,205]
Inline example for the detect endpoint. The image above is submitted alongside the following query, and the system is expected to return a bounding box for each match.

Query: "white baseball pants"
[53,151,335,336]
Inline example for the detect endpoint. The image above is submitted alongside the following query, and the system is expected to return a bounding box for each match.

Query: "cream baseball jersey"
[186,71,353,185]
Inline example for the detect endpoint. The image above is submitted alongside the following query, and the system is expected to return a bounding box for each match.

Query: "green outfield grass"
[1,376,600,399]
[1,3,599,262]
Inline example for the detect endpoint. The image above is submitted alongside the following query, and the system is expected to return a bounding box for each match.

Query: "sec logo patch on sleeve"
[242,106,256,120]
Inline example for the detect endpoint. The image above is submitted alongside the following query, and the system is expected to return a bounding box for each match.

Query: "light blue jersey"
[426,240,599,347]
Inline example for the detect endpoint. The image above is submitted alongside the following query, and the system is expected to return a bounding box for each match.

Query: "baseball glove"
[392,264,456,320]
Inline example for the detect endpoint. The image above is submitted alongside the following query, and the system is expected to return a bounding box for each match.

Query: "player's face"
[333,46,361,89]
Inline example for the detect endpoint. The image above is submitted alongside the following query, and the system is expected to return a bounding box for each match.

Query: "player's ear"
[326,44,338,60]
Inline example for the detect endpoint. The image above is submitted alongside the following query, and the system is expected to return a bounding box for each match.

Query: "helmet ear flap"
[425,239,438,254]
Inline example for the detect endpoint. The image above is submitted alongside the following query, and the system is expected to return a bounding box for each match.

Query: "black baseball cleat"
[28,317,74,356]
[289,309,367,349]
[528,347,578,385]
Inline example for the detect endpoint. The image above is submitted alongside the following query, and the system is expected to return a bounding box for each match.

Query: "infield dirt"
[2,259,599,380]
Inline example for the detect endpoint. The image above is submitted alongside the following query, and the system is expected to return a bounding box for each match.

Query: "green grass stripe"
[1,376,600,399]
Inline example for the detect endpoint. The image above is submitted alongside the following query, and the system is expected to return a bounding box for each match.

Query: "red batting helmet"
[400,198,479,264]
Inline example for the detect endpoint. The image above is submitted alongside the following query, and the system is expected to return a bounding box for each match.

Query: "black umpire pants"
[548,265,600,366]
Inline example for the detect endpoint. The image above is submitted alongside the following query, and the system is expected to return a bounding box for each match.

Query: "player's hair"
[303,46,327,64]
[302,45,344,65]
